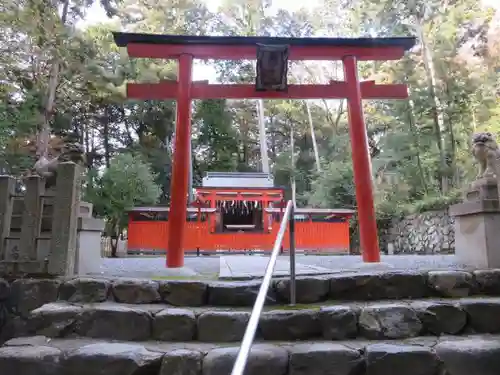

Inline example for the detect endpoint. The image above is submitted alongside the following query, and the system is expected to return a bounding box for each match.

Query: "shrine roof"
[113,32,416,50]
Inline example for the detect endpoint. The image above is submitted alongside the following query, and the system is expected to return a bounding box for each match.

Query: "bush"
[401,190,462,215]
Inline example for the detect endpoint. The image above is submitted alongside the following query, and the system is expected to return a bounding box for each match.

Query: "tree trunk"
[102,106,111,168]
[107,218,119,258]
[333,100,345,131]
[292,68,321,173]
[407,97,429,195]
[37,0,70,158]
[417,21,449,193]
[305,101,321,173]
[444,82,458,187]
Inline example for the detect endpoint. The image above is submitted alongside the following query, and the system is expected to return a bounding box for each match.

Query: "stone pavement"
[218,255,339,279]
[94,254,468,279]
[218,254,469,279]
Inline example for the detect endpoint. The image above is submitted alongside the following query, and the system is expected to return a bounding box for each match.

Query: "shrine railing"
[230,200,296,375]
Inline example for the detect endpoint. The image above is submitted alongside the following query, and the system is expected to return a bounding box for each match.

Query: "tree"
[85,152,161,256]
[193,99,239,174]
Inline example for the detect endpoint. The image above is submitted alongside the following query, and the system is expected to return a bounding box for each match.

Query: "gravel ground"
[94,254,468,279]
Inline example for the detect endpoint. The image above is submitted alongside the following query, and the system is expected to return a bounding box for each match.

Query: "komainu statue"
[25,133,86,188]
[471,132,500,179]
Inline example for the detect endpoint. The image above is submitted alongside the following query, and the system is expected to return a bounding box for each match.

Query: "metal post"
[289,205,296,306]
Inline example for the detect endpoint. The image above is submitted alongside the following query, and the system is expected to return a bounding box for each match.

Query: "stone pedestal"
[450,197,500,269]
[463,177,498,201]
[75,217,105,275]
[78,202,93,218]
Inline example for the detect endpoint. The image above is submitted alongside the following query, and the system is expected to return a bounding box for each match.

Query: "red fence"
[127,218,350,254]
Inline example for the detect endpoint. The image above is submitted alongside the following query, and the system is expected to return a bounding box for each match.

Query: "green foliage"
[193,99,239,172]
[402,191,462,214]
[85,152,161,236]
[307,161,355,209]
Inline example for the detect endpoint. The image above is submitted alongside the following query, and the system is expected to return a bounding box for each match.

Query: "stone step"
[1,334,500,375]
[4,269,500,315]
[15,297,500,342]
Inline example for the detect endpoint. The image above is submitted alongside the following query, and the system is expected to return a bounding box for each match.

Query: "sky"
[79,0,498,82]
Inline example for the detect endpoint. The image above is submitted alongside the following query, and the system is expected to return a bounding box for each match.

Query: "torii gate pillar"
[167,54,193,268]
[343,55,379,262]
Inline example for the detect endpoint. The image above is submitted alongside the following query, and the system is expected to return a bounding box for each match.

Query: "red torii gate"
[113,32,416,268]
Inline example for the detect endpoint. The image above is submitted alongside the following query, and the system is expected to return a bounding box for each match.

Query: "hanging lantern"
[256,44,289,92]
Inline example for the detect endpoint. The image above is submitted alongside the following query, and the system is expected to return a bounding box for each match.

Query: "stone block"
[329,271,429,300]
[365,344,439,375]
[159,280,208,306]
[0,278,10,300]
[160,349,203,375]
[473,269,500,295]
[0,346,62,375]
[197,311,249,342]
[152,308,196,341]
[436,338,500,375]
[208,281,277,306]
[463,177,499,202]
[427,271,475,297]
[10,279,60,317]
[376,271,430,299]
[259,310,321,340]
[0,316,29,343]
[111,279,161,304]
[288,343,363,375]
[274,277,330,304]
[359,303,422,339]
[59,278,110,303]
[48,162,81,276]
[203,345,288,375]
[61,343,163,375]
[460,298,500,333]
[319,306,358,340]
[78,201,93,218]
[411,301,467,335]
[27,302,82,337]
[74,304,152,341]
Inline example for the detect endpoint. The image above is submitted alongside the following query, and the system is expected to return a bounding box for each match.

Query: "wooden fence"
[0,162,82,277]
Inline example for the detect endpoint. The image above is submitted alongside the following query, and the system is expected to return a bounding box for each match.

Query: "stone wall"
[1,271,500,344]
[2,272,500,375]
[381,209,455,254]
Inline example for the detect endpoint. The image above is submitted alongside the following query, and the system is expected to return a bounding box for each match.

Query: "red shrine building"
[127,172,354,255]
[113,32,416,267]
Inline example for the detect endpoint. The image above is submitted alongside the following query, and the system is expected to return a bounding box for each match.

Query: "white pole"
[290,122,296,208]
[257,99,270,174]
[188,136,193,203]
[305,101,321,173]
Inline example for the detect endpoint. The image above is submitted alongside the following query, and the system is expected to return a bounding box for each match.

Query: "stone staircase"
[1,269,500,374]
